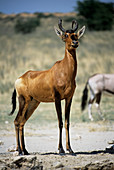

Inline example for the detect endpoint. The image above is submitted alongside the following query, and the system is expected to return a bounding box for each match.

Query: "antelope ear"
[77,26,85,39]
[54,26,62,38]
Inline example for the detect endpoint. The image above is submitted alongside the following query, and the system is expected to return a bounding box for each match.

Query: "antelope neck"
[64,48,77,79]
[65,48,77,62]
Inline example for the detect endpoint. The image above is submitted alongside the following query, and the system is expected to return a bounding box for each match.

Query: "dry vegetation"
[0,12,114,126]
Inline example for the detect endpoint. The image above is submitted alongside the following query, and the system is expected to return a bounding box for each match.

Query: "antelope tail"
[9,88,16,115]
[81,82,88,111]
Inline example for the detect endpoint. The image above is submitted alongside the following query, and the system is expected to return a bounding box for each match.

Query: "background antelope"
[81,73,114,121]
[10,19,85,155]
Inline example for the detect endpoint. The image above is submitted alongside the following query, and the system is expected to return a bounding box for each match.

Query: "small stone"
[108,140,114,144]
[53,161,64,168]
[7,145,16,152]
[75,135,82,140]
[0,140,4,145]
[25,155,37,163]
[106,144,114,152]
[5,121,9,124]
[13,151,19,156]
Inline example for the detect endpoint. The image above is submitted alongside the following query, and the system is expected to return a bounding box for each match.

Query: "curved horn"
[58,19,65,33]
[72,20,78,32]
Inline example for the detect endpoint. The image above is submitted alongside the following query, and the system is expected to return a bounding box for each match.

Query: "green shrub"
[15,17,40,34]
[75,0,113,30]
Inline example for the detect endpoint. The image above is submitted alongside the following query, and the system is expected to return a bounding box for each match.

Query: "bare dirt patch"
[0,122,114,169]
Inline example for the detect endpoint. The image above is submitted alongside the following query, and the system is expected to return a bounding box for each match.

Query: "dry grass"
[0,13,114,125]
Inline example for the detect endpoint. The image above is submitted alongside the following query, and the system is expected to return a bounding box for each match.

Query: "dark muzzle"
[72,41,79,48]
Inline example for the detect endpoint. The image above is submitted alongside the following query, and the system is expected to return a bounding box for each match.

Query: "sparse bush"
[34,12,54,19]
[15,17,40,34]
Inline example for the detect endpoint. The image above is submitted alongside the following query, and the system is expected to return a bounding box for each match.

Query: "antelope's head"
[55,19,85,50]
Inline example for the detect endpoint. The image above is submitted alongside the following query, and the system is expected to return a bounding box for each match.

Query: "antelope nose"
[73,41,78,45]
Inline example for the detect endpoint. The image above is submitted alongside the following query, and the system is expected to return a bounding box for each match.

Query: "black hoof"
[59,148,65,155]
[18,149,29,155]
[67,148,75,155]
[18,149,23,156]
[23,149,30,155]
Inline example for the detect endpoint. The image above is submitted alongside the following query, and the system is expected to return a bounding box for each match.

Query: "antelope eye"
[65,34,68,38]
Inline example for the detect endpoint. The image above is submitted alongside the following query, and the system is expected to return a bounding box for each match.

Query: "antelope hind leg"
[19,99,40,155]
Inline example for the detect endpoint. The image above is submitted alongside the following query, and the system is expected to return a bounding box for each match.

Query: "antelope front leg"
[55,94,65,154]
[65,97,74,154]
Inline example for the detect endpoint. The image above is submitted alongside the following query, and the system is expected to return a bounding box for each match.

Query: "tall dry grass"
[0,13,114,124]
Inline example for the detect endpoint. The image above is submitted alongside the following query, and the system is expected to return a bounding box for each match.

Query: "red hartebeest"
[10,19,85,155]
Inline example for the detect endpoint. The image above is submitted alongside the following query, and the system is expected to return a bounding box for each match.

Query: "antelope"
[81,73,114,121]
[10,19,85,155]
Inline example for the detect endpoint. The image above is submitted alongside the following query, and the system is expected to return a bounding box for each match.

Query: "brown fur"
[10,19,85,155]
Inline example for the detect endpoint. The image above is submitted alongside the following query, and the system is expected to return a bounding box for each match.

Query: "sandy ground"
[0,122,114,169]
